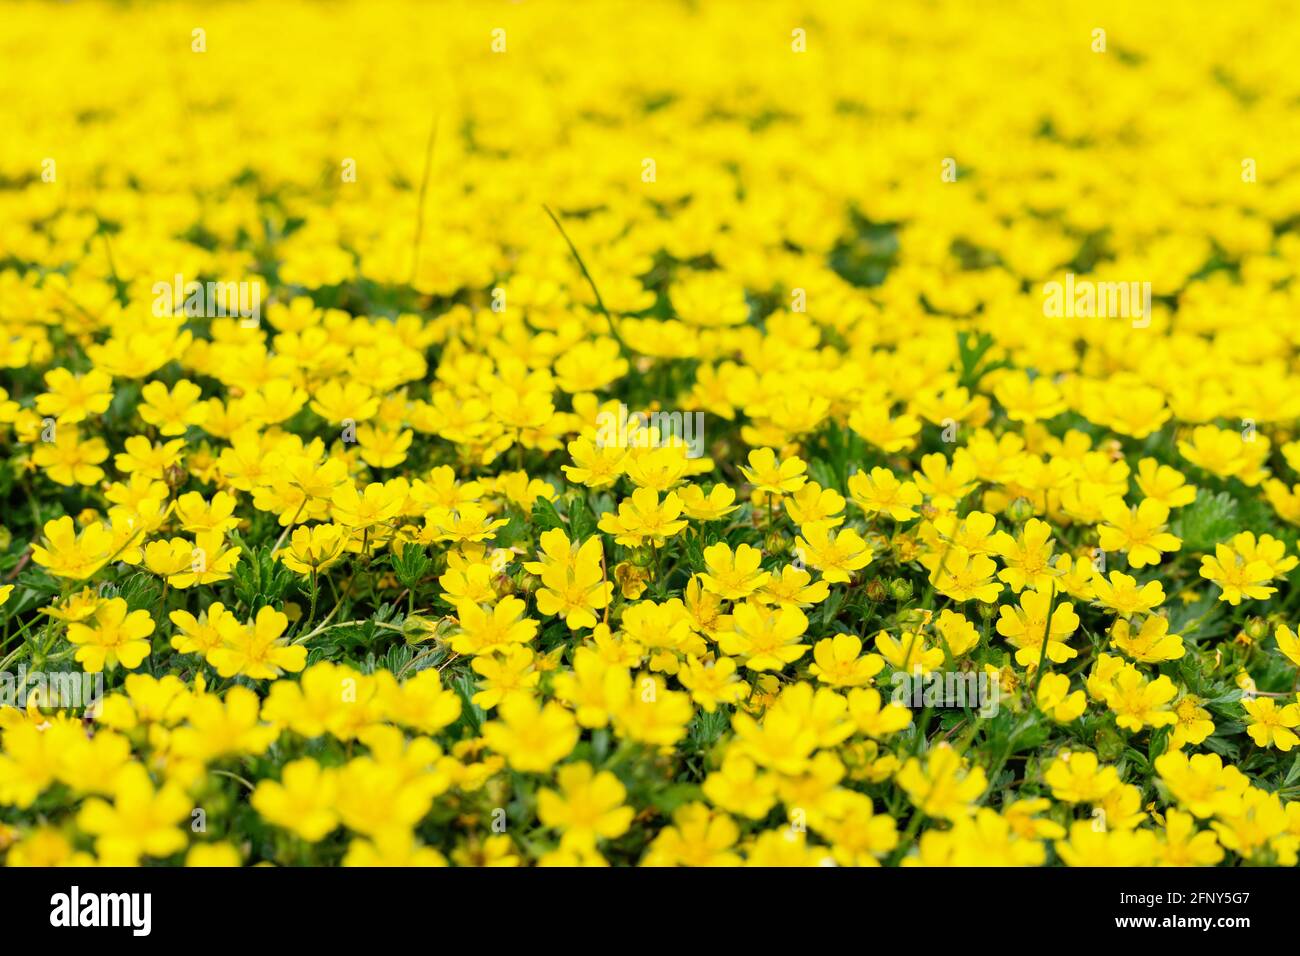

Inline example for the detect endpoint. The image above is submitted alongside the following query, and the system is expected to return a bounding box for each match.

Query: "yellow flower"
[989,518,1056,593]
[678,654,749,712]
[1242,697,1300,751]
[1276,624,1300,667]
[1169,695,1216,749]
[138,379,207,435]
[331,481,404,529]
[702,751,777,819]
[1092,571,1165,616]
[717,602,808,671]
[31,516,114,580]
[76,764,190,865]
[928,546,1002,603]
[67,598,155,672]
[848,467,923,521]
[186,843,242,867]
[1097,498,1182,568]
[895,744,986,821]
[114,435,186,481]
[424,502,508,544]
[35,368,113,424]
[755,565,830,609]
[1044,751,1120,803]
[0,721,65,807]
[1036,672,1086,723]
[173,490,240,535]
[343,831,448,867]
[470,647,540,710]
[873,630,944,674]
[596,488,688,546]
[1055,821,1159,867]
[670,270,749,327]
[450,596,538,656]
[1135,458,1196,510]
[677,483,739,521]
[251,758,340,842]
[642,802,742,867]
[537,761,634,849]
[1157,809,1224,867]
[5,827,94,867]
[992,370,1065,423]
[912,452,978,510]
[172,687,278,762]
[996,588,1079,667]
[1110,615,1185,663]
[310,380,379,424]
[808,633,886,687]
[1210,787,1289,858]
[699,542,770,599]
[562,435,627,489]
[785,482,845,531]
[738,447,806,496]
[31,427,110,486]
[933,609,980,656]
[610,673,694,745]
[207,606,307,680]
[166,531,241,588]
[1102,665,1178,731]
[279,523,348,575]
[1199,537,1281,605]
[482,696,578,773]
[169,602,242,656]
[1154,751,1250,818]
[793,524,872,583]
[1178,425,1269,485]
[846,688,913,738]
[533,534,612,630]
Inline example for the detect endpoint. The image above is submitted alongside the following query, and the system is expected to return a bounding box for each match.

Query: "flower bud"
[764,531,790,556]
[1007,497,1035,523]
[402,614,434,643]
[1095,725,1125,762]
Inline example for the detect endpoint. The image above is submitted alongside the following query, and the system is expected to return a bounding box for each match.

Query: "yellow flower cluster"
[3,0,1300,867]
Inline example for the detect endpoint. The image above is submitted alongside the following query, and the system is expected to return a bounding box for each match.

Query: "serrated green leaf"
[1171,490,1240,553]
[531,497,566,533]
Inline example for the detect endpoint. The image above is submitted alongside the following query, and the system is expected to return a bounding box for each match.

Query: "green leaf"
[390,541,432,591]
[568,495,597,542]
[1284,753,1300,788]
[495,510,527,548]
[1146,726,1171,765]
[230,540,294,611]
[450,671,485,734]
[118,572,162,613]
[1171,490,1239,553]
[649,783,703,814]
[531,497,566,534]
[808,458,840,494]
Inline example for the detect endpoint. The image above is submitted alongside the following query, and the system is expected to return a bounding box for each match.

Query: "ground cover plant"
[3,0,1300,866]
